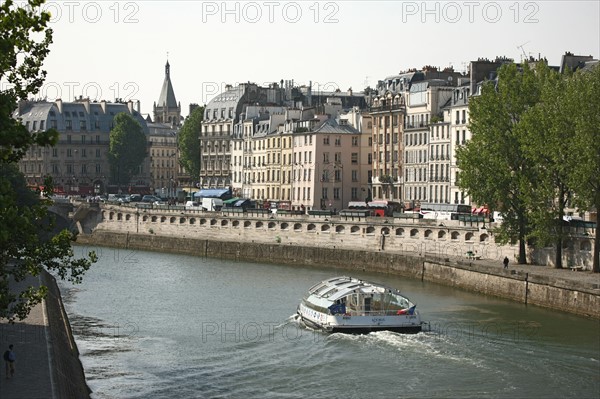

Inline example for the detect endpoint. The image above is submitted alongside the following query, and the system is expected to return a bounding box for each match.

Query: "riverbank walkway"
[0,257,598,398]
[0,275,56,399]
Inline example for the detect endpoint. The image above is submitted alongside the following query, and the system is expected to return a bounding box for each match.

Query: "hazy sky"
[30,0,600,117]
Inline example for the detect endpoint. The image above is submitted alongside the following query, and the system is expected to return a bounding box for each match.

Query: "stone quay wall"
[77,207,600,319]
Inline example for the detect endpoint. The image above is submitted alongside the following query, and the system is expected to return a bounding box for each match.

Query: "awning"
[223,197,240,205]
[193,188,232,199]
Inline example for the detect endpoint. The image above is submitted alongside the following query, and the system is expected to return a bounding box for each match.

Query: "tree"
[457,62,545,264]
[1,0,96,321]
[108,113,147,191]
[0,0,56,163]
[178,106,204,184]
[564,65,600,273]
[518,66,571,268]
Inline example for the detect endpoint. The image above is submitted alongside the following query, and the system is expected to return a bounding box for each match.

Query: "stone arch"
[256,221,264,228]
[268,221,277,229]
[336,225,345,233]
[424,229,433,239]
[232,220,239,227]
[170,216,176,224]
[479,233,489,242]
[366,226,375,234]
[410,229,419,238]
[200,218,207,225]
[180,217,186,224]
[307,223,316,231]
[395,228,404,236]
[244,221,251,228]
[117,213,123,221]
[210,219,217,226]
[381,227,390,236]
[281,222,289,230]
[161,216,167,223]
[581,240,592,251]
[125,214,131,221]
[221,220,228,226]
[451,231,460,240]
[294,223,302,231]
[142,215,148,222]
[438,230,446,239]
[321,224,330,232]
[189,218,196,225]
[465,232,474,241]
[151,216,157,222]
[351,225,360,234]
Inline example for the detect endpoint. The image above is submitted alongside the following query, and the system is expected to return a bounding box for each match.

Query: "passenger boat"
[297,276,423,334]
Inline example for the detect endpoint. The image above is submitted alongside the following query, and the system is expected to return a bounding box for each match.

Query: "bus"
[367,200,403,217]
[418,203,471,220]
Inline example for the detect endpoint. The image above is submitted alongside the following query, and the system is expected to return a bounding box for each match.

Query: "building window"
[65,120,72,130]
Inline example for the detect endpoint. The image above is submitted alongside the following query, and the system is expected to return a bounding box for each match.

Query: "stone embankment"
[76,229,600,319]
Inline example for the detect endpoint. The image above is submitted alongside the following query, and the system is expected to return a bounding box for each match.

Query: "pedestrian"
[503,256,509,269]
[3,344,15,378]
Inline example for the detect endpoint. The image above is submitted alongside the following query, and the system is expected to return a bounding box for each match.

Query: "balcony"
[369,103,405,113]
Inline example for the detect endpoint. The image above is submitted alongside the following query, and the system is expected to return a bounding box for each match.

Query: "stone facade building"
[15,98,150,195]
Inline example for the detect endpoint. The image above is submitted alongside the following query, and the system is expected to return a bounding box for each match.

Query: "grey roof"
[156,61,178,109]
[204,85,245,122]
[312,118,359,134]
[15,100,149,134]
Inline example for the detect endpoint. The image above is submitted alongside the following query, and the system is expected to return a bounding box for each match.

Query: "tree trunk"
[594,194,600,273]
[518,214,528,264]
[555,187,565,269]
[594,218,599,273]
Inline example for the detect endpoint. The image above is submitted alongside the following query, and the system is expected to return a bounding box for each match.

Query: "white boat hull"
[298,303,422,334]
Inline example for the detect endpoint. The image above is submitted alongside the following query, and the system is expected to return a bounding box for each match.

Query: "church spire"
[153,58,181,125]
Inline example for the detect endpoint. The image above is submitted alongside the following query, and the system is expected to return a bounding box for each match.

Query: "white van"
[185,201,201,210]
[201,198,223,212]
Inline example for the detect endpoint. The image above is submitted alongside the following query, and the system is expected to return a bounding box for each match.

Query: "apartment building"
[16,98,150,195]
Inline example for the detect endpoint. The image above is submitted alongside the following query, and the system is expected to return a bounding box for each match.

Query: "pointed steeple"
[157,60,177,109]
[153,59,181,125]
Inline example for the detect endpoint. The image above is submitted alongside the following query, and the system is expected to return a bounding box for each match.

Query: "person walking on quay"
[3,344,15,378]
[503,256,509,269]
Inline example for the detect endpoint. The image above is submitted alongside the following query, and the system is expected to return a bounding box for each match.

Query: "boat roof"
[307,276,405,302]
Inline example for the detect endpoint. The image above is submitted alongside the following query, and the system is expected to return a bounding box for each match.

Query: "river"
[57,245,600,399]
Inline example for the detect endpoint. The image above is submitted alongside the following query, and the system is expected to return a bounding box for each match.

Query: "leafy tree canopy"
[108,113,147,188]
[1,0,97,321]
[178,106,204,182]
[456,62,549,264]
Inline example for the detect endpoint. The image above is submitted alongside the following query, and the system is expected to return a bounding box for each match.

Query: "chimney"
[127,100,134,114]
[81,97,90,114]
[136,100,141,113]
[100,100,106,114]
[55,98,63,114]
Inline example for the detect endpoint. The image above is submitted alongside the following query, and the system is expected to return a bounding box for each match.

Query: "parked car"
[142,195,160,203]
[129,194,142,202]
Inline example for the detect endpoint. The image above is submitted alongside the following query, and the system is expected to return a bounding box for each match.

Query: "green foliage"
[178,106,204,180]
[457,63,547,264]
[518,66,570,267]
[108,113,147,188]
[0,0,56,163]
[563,65,600,272]
[1,0,96,321]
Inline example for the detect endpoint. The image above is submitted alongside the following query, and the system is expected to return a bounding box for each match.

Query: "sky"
[24,0,600,118]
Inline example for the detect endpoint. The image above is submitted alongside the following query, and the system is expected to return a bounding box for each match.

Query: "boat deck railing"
[341,309,414,317]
